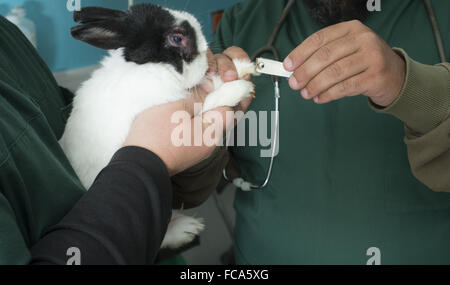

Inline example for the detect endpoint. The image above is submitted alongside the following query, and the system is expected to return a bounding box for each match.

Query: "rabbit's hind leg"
[160,211,205,249]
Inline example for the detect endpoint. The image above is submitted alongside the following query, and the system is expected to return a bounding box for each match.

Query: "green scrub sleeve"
[371,49,450,192]
[171,146,232,209]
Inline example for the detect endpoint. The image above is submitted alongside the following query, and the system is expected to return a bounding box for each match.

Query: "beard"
[302,0,370,26]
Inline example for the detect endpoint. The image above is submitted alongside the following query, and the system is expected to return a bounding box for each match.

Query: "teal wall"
[0,0,242,72]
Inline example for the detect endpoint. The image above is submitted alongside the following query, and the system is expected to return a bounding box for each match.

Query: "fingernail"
[289,76,299,89]
[284,58,293,70]
[314,96,319,103]
[301,89,309,99]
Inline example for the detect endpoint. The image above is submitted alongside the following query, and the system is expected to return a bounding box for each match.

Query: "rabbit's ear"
[73,7,127,24]
[71,7,129,50]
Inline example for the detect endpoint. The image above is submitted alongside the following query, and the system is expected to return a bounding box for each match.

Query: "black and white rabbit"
[59,4,255,249]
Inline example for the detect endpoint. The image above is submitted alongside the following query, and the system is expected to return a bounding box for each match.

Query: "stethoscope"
[222,0,447,192]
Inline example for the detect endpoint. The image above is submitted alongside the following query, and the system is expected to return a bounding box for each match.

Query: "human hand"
[123,94,234,176]
[284,20,406,107]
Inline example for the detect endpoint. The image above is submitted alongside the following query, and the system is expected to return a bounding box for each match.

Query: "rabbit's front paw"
[161,215,205,249]
[202,80,255,113]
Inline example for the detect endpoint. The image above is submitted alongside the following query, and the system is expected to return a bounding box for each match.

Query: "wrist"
[369,48,450,134]
[113,146,172,178]
[370,50,406,107]
[123,141,175,175]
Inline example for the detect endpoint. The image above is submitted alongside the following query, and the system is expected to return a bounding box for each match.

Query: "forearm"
[30,147,172,265]
[371,49,450,191]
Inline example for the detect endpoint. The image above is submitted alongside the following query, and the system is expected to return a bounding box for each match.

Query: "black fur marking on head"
[175,21,199,63]
[71,4,201,73]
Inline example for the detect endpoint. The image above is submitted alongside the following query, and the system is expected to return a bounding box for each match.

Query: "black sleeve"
[30,146,173,265]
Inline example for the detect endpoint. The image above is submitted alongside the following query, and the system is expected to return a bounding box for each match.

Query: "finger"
[234,97,253,114]
[173,118,217,173]
[223,46,252,81]
[200,107,235,147]
[314,73,368,104]
[178,85,210,117]
[302,53,368,99]
[171,107,232,163]
[223,46,251,61]
[289,34,359,90]
[180,98,198,117]
[284,21,356,71]
[203,106,235,129]
[188,85,210,108]
[215,54,238,82]
[206,49,217,74]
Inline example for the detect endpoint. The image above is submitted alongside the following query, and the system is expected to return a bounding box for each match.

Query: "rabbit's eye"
[171,36,182,44]
[168,34,185,47]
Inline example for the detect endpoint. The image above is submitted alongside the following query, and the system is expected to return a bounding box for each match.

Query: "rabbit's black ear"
[71,7,128,50]
[71,23,127,50]
[73,7,127,24]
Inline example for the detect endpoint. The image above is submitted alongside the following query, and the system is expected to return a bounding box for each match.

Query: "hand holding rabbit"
[123,89,235,176]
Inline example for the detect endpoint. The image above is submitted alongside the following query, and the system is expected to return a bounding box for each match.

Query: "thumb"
[197,107,236,147]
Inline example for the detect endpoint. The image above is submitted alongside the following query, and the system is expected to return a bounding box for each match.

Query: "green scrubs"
[0,17,84,264]
[214,0,450,264]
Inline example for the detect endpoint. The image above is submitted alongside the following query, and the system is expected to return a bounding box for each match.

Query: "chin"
[181,51,209,89]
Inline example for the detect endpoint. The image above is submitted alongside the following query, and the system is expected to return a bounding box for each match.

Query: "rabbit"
[59,4,255,249]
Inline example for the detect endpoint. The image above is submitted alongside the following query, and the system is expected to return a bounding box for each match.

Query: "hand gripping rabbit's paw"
[160,215,205,249]
[202,80,255,113]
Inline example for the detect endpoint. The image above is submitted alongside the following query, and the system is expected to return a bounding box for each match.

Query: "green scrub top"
[214,0,450,264]
[0,16,85,264]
